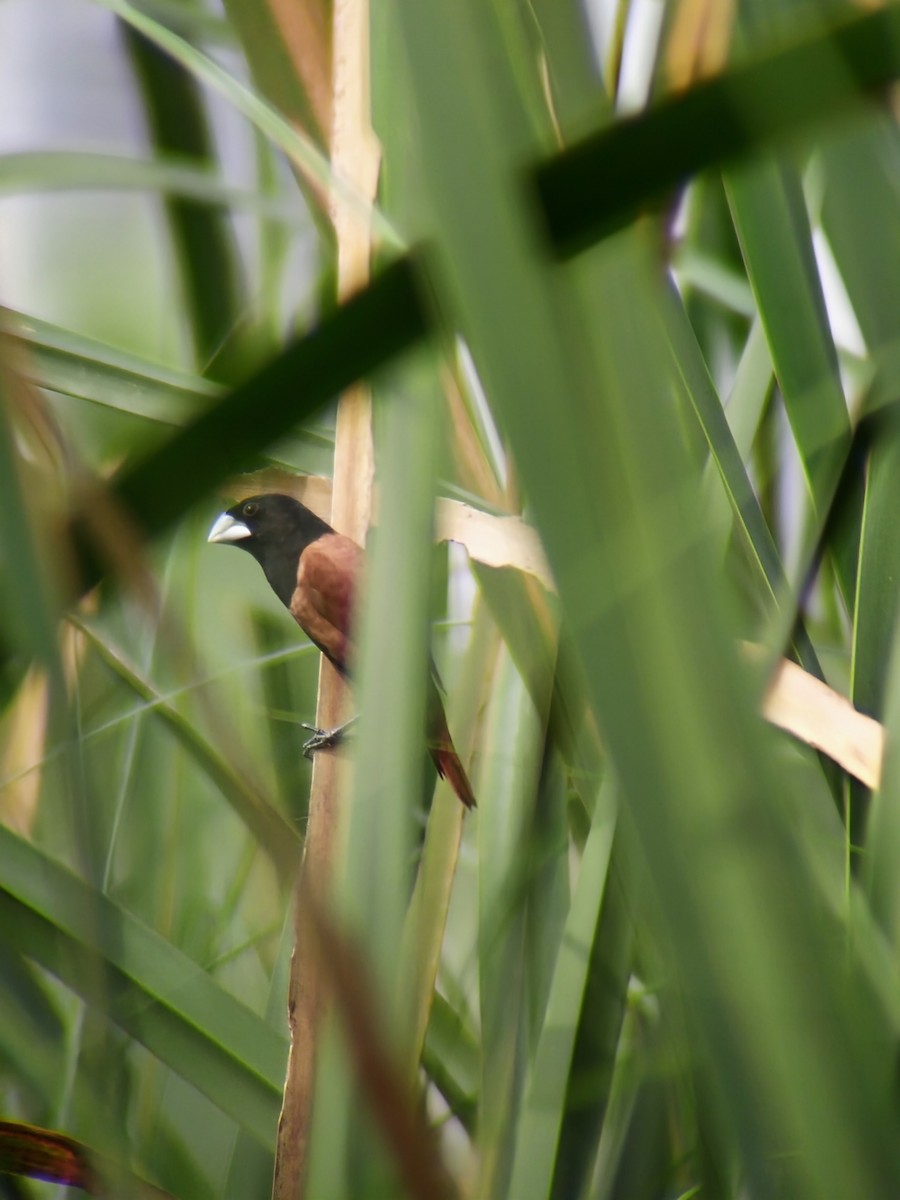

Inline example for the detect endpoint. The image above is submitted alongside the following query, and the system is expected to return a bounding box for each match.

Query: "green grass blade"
[0,824,284,1146]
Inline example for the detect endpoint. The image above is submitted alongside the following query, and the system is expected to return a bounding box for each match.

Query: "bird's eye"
[242,501,258,517]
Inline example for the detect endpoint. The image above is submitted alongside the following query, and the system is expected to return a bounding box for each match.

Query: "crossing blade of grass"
[0,150,306,221]
[0,823,285,1145]
[6,308,219,425]
[506,777,617,1200]
[71,617,300,884]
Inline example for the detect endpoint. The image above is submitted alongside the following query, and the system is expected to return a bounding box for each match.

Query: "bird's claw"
[301,716,357,760]
[301,724,336,759]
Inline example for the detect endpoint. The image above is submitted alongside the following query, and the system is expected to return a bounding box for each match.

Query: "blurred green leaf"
[0,151,304,221]
[6,308,218,424]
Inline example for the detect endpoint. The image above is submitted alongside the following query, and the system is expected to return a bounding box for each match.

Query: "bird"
[208,493,476,809]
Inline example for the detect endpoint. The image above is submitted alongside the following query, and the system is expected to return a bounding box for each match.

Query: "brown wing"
[289,533,363,675]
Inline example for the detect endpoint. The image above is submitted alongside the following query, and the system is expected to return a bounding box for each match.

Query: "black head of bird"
[207,493,333,608]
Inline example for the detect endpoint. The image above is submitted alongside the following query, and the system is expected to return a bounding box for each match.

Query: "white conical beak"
[207,512,252,544]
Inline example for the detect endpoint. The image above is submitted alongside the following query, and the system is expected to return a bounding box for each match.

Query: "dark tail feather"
[432,742,476,809]
[428,695,476,809]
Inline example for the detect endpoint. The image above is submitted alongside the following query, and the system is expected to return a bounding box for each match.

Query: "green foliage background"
[3,2,900,1198]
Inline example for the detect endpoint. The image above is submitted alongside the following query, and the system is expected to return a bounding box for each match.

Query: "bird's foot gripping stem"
[301,715,358,760]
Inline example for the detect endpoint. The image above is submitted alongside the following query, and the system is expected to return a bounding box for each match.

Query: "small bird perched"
[208,493,476,809]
